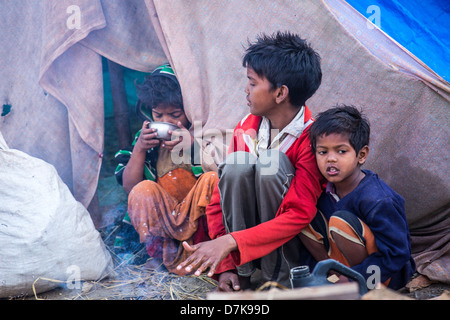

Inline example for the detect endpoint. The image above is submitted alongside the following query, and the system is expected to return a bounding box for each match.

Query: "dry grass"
[30,238,217,300]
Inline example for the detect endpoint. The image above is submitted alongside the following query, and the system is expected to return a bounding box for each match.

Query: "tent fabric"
[0,0,448,279]
[410,214,450,284]
[146,0,449,231]
[0,0,167,208]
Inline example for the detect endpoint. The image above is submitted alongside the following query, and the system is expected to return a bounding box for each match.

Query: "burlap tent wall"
[147,0,450,230]
[0,0,166,209]
[1,0,448,279]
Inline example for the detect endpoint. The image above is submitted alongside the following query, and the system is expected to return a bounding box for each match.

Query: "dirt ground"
[30,263,218,300]
[20,115,449,301]
[27,253,450,301]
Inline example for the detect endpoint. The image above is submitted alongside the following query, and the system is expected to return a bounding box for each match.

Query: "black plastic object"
[290,259,368,296]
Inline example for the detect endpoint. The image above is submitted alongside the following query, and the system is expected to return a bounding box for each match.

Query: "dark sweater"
[318,169,415,289]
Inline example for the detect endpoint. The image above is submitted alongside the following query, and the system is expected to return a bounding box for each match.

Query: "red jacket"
[206,106,326,274]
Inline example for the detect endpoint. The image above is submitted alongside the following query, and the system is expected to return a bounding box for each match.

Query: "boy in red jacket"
[177,31,325,290]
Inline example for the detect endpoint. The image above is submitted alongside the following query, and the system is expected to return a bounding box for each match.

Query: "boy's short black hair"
[309,104,370,154]
[242,31,322,107]
[136,72,183,111]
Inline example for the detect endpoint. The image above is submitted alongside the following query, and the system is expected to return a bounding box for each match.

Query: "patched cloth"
[128,171,218,274]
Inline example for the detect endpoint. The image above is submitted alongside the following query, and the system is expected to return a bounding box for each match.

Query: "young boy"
[176,31,325,290]
[114,63,218,273]
[306,104,415,289]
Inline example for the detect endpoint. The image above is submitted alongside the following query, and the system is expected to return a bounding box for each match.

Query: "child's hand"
[176,235,238,277]
[134,121,160,152]
[162,121,194,151]
[217,271,241,292]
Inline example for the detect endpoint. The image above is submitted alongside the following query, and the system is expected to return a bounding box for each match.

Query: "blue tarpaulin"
[347,0,450,81]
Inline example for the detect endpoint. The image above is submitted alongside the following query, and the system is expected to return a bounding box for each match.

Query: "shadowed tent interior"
[0,0,448,295]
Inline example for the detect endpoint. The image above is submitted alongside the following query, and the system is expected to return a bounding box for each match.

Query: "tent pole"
[108,59,131,149]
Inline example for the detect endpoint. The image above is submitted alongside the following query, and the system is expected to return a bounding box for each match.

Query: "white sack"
[0,132,113,298]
